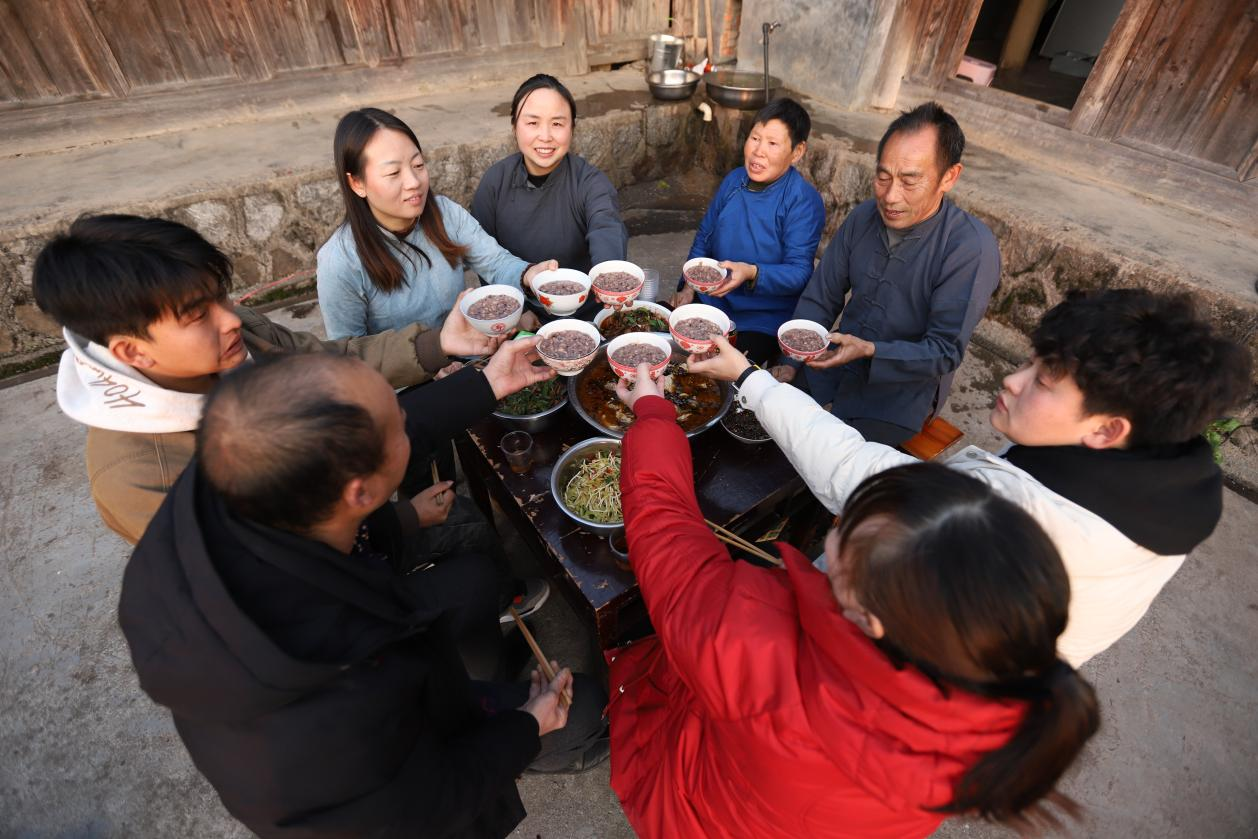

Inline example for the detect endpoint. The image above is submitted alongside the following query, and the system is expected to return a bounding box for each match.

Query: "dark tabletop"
[460,397,803,639]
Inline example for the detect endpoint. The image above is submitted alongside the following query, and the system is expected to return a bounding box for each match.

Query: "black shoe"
[499,577,550,624]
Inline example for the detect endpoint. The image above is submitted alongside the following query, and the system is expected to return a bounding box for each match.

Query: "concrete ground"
[2,228,1257,837]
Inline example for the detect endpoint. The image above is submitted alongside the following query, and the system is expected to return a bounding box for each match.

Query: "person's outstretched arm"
[580,166,629,265]
[687,335,915,515]
[619,380,799,719]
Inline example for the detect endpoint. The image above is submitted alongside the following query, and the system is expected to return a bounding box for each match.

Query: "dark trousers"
[847,417,919,448]
[801,366,918,447]
[401,551,506,681]
[734,330,781,366]
[470,676,609,772]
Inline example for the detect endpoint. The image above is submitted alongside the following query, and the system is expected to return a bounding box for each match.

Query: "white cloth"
[56,328,206,434]
[738,369,1186,667]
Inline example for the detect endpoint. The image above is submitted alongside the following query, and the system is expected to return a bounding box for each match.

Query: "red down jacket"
[608,396,1029,839]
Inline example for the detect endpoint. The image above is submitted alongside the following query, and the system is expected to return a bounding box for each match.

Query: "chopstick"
[705,518,783,567]
[431,461,446,504]
[508,605,572,709]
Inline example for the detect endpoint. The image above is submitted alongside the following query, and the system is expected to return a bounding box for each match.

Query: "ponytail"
[837,465,1102,829]
[941,660,1100,828]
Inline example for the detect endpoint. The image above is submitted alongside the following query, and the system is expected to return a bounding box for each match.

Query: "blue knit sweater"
[685,166,825,336]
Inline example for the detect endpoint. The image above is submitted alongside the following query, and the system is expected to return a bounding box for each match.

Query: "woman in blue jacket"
[674,98,825,363]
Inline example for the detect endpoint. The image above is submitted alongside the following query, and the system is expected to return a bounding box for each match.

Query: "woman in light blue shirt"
[318,108,554,339]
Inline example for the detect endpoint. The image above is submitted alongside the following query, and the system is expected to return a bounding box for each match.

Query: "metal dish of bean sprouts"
[562,449,622,524]
[550,437,624,534]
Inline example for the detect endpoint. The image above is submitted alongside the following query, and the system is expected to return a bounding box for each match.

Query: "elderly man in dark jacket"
[774,102,1000,447]
[118,344,607,838]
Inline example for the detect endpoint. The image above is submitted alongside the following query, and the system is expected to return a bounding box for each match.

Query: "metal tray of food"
[567,339,732,439]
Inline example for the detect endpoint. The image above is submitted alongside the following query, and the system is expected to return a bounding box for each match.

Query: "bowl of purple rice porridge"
[531,268,592,316]
[534,319,603,376]
[460,285,525,336]
[776,319,831,362]
[588,260,645,309]
[606,332,673,381]
[668,303,732,354]
[681,257,727,294]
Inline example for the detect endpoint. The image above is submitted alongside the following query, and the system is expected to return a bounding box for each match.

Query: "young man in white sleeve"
[689,289,1250,666]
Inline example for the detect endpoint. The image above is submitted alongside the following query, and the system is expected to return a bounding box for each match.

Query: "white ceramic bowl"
[531,268,592,316]
[606,332,673,381]
[534,319,603,376]
[776,319,831,362]
[589,260,646,309]
[460,284,525,336]
[592,300,672,338]
[682,256,728,294]
[668,303,732,353]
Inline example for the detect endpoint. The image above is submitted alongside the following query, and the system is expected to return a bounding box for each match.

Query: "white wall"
[734,0,898,108]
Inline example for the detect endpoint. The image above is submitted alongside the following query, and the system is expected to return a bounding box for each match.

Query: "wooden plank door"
[1071,0,1258,181]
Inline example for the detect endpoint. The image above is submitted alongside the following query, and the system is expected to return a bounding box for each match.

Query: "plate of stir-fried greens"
[492,377,568,431]
[594,300,672,340]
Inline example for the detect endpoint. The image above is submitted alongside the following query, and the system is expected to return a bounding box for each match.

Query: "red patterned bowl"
[589,260,645,309]
[606,333,673,381]
[532,268,592,316]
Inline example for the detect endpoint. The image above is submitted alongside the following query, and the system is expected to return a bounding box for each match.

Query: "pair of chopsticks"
[705,518,783,567]
[509,606,572,709]
[431,462,446,504]
[427,464,568,707]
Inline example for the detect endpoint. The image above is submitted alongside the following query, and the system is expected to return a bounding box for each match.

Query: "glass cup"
[640,268,660,303]
[500,431,534,474]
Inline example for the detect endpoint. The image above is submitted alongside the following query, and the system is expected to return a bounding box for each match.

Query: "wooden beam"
[998,0,1051,72]
[1067,0,1158,136]
[562,0,589,76]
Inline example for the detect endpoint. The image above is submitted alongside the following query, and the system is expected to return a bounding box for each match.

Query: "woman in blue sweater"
[674,98,825,364]
[318,108,555,339]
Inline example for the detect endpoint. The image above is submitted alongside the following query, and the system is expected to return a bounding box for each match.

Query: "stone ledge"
[0,73,699,358]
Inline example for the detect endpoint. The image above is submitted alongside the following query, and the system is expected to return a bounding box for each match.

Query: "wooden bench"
[900,416,964,461]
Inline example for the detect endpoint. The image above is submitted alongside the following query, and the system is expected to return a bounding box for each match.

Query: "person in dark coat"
[118,345,608,839]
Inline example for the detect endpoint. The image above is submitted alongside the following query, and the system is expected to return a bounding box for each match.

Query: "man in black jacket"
[118,341,607,838]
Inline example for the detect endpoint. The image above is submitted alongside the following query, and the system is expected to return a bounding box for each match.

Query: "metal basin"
[551,437,624,537]
[491,390,569,433]
[647,69,700,100]
[567,340,733,439]
[704,70,782,110]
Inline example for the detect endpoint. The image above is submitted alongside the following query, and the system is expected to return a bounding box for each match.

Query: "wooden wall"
[1071,0,1258,181]
[0,0,668,107]
[894,0,1258,182]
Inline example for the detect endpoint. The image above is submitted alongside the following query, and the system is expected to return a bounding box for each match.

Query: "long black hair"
[333,108,468,293]
[837,463,1100,828]
[510,74,577,127]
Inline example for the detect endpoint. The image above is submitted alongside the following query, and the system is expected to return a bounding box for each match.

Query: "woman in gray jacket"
[472,75,628,320]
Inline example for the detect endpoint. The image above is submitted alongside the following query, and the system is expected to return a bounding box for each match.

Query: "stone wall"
[0,100,699,375]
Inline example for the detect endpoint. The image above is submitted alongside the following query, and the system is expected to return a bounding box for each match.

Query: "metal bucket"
[647,34,684,73]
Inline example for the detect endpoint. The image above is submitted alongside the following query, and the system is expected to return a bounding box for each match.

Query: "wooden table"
[457,405,804,649]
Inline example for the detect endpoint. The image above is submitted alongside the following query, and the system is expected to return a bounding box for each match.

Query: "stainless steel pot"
[703,70,782,110]
[647,69,701,101]
[647,33,684,73]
